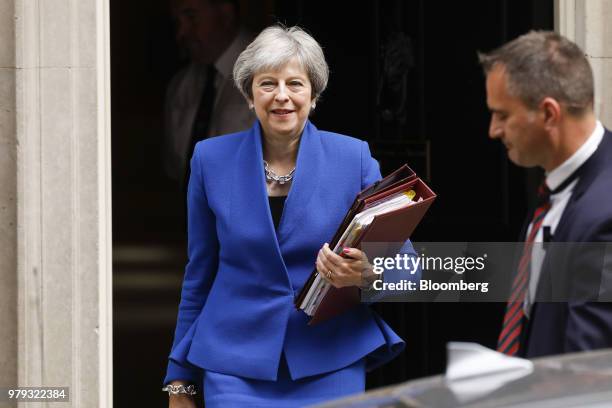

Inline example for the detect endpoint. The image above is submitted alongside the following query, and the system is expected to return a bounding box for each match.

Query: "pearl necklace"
[263,161,295,184]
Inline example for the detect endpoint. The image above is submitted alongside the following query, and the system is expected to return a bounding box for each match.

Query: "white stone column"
[556,0,612,127]
[0,0,19,397]
[0,0,113,406]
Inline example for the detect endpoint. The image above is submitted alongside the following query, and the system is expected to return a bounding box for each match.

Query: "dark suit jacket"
[521,129,612,358]
[164,121,406,385]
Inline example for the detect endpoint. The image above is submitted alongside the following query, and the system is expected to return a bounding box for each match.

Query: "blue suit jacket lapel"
[536,130,611,300]
[277,121,322,244]
[551,130,611,241]
[229,121,323,289]
[230,121,290,288]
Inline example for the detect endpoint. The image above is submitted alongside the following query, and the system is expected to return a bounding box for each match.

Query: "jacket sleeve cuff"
[163,359,203,386]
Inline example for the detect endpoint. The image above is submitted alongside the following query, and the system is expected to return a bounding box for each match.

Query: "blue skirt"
[203,354,365,407]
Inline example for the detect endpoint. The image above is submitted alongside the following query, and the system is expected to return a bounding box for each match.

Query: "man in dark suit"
[479,31,612,358]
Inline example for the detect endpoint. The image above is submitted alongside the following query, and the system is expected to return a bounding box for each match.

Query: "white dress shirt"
[525,121,605,315]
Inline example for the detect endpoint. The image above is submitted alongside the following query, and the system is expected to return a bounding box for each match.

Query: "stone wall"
[557,0,612,127]
[0,0,18,396]
[0,0,112,406]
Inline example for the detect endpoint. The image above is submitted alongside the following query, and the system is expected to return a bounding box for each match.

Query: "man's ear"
[540,97,561,128]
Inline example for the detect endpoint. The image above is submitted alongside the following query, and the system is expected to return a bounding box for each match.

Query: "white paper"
[445,342,533,403]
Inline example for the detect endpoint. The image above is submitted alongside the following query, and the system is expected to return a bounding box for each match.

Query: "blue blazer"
[522,129,612,357]
[164,121,405,385]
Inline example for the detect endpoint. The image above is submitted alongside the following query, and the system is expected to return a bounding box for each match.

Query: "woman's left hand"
[316,243,374,288]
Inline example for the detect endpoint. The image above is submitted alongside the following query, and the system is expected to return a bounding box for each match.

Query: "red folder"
[295,164,436,325]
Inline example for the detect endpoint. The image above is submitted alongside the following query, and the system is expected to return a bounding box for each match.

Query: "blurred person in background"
[164,0,255,188]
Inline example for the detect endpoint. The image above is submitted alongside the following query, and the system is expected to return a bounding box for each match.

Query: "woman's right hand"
[168,394,197,408]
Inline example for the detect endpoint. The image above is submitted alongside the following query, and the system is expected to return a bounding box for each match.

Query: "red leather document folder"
[295,164,436,325]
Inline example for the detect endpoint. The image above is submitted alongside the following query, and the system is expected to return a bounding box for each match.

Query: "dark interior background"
[112,1,553,406]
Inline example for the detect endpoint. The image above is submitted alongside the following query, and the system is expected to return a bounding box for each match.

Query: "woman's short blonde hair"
[233,25,329,102]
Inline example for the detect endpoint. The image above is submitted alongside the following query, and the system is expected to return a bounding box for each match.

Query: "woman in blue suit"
[164,25,410,407]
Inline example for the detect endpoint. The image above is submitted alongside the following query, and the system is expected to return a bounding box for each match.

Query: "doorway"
[111,1,553,406]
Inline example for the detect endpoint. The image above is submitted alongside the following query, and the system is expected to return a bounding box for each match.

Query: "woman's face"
[250,58,313,141]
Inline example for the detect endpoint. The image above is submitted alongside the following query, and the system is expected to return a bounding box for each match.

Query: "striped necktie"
[497,181,551,356]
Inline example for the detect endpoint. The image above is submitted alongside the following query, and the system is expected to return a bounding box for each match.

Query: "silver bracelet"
[162,384,197,396]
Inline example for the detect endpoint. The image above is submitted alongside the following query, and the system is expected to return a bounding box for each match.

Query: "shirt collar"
[546,120,604,193]
[214,29,252,80]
